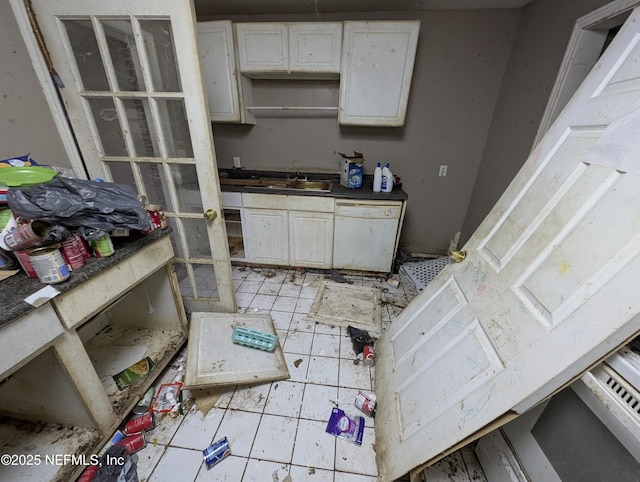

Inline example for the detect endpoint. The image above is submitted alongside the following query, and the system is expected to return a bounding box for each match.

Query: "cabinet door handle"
[204,209,218,221]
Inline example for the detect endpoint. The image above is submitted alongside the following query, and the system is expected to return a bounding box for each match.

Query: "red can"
[124,411,155,435]
[14,249,37,277]
[354,391,377,417]
[363,345,375,367]
[61,236,86,270]
[75,234,92,259]
[116,432,146,455]
[77,464,99,482]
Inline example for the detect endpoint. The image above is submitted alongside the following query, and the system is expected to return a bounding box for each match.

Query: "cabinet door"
[289,23,342,74]
[289,211,334,268]
[339,21,420,127]
[198,21,242,122]
[236,23,288,74]
[244,208,289,265]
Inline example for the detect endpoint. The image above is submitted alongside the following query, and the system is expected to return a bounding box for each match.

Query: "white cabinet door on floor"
[289,211,334,268]
[236,23,288,74]
[339,21,420,126]
[288,23,342,74]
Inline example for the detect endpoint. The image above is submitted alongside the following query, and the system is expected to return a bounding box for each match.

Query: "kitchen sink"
[219,177,332,192]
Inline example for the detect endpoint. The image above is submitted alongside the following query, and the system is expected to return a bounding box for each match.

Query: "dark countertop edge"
[0,229,171,329]
[218,168,408,201]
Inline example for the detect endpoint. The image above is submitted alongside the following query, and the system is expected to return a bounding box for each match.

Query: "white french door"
[22,0,235,312]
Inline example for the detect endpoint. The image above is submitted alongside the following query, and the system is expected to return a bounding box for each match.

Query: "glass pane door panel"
[139,162,172,211]
[106,161,135,185]
[174,262,193,297]
[170,164,202,213]
[192,264,219,298]
[165,217,184,258]
[87,97,127,156]
[62,20,109,91]
[182,218,211,258]
[102,20,146,91]
[156,100,193,157]
[138,20,181,92]
[122,99,159,157]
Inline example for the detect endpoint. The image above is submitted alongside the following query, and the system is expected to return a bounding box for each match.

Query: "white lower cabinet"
[243,193,289,266]
[333,200,403,272]
[288,194,334,268]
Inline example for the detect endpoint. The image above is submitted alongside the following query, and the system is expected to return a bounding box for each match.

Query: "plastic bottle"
[373,163,382,192]
[381,163,394,193]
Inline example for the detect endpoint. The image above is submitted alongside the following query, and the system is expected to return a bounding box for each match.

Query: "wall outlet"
[439,165,448,177]
[233,156,242,169]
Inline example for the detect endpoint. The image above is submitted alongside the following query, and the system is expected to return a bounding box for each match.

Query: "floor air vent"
[597,365,640,419]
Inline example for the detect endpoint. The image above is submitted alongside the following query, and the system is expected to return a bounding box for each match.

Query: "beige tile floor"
[132,266,488,482]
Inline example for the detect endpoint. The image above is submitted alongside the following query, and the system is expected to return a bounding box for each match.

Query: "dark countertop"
[0,229,171,329]
[219,168,408,201]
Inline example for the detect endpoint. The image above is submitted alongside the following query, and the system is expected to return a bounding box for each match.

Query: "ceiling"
[194,0,535,17]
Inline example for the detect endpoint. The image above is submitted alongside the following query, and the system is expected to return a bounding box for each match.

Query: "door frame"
[533,0,640,147]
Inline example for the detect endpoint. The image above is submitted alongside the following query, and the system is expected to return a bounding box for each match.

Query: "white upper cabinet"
[339,21,420,127]
[198,21,255,124]
[236,22,342,76]
[288,23,342,74]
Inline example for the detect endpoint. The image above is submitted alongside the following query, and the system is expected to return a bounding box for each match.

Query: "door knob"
[448,250,467,263]
[203,209,217,221]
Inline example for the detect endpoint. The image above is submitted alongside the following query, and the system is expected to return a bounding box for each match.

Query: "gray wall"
[460,0,616,246]
[0,2,70,169]
[203,9,521,253]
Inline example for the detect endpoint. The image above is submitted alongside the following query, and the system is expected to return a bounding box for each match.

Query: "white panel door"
[289,210,333,268]
[244,208,289,266]
[375,8,640,481]
[26,0,236,313]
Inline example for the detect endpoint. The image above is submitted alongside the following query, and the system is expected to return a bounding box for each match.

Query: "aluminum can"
[61,236,86,269]
[116,432,146,455]
[203,436,231,469]
[124,411,155,435]
[14,249,37,277]
[354,391,377,417]
[363,345,375,367]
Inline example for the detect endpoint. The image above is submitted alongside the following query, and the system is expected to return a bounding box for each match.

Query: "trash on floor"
[203,436,231,469]
[113,356,156,391]
[151,382,183,413]
[231,325,278,351]
[347,325,377,357]
[363,344,375,367]
[354,391,377,417]
[92,445,138,482]
[133,386,155,415]
[326,407,365,445]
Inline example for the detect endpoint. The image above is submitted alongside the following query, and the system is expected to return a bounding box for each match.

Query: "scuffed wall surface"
[460,0,616,245]
[0,2,69,168]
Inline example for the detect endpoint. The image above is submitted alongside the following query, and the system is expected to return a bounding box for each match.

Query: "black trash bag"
[7,176,150,232]
[347,326,377,356]
[94,445,138,482]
